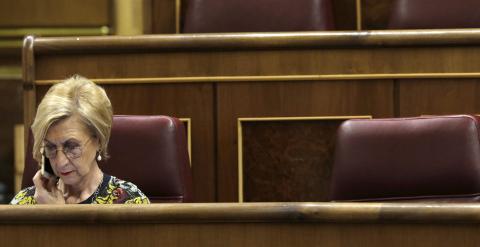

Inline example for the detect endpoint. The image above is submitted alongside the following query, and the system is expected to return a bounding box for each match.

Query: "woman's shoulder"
[10,186,37,205]
[96,175,150,204]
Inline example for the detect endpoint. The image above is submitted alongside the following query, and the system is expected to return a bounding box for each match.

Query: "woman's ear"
[93,136,101,149]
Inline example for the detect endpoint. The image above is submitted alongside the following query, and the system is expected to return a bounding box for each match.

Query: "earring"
[96,151,102,161]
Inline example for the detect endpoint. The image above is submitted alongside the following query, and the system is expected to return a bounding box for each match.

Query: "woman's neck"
[60,164,103,203]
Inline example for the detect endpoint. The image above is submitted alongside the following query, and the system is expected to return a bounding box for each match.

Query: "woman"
[11,75,150,204]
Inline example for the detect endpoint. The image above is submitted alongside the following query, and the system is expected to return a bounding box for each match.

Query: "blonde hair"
[31,75,113,163]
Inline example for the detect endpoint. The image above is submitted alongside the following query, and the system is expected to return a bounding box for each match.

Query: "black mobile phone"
[41,154,57,179]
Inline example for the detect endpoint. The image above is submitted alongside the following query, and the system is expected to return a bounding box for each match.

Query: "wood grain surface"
[2,203,480,246]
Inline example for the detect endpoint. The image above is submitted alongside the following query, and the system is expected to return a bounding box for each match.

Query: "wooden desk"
[2,202,480,246]
[23,30,480,202]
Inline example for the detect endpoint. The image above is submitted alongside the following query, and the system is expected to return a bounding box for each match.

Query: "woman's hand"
[32,170,65,204]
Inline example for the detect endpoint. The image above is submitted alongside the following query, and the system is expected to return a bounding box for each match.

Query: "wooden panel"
[398,79,480,117]
[34,46,480,80]
[217,80,393,202]
[35,83,216,202]
[2,203,480,246]
[241,119,348,202]
[0,0,110,27]
[150,0,177,33]
[2,223,480,247]
[362,0,394,30]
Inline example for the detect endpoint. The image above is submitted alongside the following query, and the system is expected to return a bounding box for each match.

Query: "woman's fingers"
[46,175,57,192]
[32,170,65,204]
[32,170,47,190]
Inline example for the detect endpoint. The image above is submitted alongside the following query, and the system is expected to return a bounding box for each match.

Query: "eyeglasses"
[43,138,92,160]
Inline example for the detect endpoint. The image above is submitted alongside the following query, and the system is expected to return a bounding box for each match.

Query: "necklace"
[91,173,104,204]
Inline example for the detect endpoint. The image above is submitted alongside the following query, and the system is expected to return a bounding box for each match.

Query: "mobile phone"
[41,154,57,179]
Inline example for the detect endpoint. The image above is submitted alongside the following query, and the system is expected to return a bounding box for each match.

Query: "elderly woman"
[11,75,149,204]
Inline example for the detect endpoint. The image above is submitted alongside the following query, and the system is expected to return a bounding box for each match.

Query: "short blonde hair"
[31,75,113,163]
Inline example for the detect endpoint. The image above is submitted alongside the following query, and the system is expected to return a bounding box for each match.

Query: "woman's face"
[43,115,99,185]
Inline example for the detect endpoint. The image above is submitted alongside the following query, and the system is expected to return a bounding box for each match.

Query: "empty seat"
[331,115,480,202]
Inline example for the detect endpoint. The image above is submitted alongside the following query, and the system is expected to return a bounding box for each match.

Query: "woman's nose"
[53,150,69,167]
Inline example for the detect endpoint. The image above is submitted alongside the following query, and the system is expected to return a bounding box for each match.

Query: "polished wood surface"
[0,0,110,27]
[2,203,480,246]
[23,30,480,202]
[3,202,480,223]
[150,0,177,33]
[398,78,480,116]
[28,29,480,54]
[22,36,36,151]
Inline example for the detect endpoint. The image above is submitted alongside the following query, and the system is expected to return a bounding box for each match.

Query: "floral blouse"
[10,174,150,204]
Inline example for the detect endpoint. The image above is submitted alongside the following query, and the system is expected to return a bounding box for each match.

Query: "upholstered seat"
[388,0,480,29]
[331,115,480,202]
[182,0,335,33]
[22,115,192,203]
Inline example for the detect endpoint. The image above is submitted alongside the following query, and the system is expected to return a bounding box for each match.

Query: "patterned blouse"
[10,174,150,204]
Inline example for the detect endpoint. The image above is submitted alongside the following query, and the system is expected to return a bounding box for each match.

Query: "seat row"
[182,0,480,32]
[21,115,480,203]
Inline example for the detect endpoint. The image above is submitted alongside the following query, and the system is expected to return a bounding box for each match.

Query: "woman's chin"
[59,173,78,184]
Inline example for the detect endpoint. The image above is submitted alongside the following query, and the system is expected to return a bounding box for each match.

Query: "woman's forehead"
[45,116,90,142]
